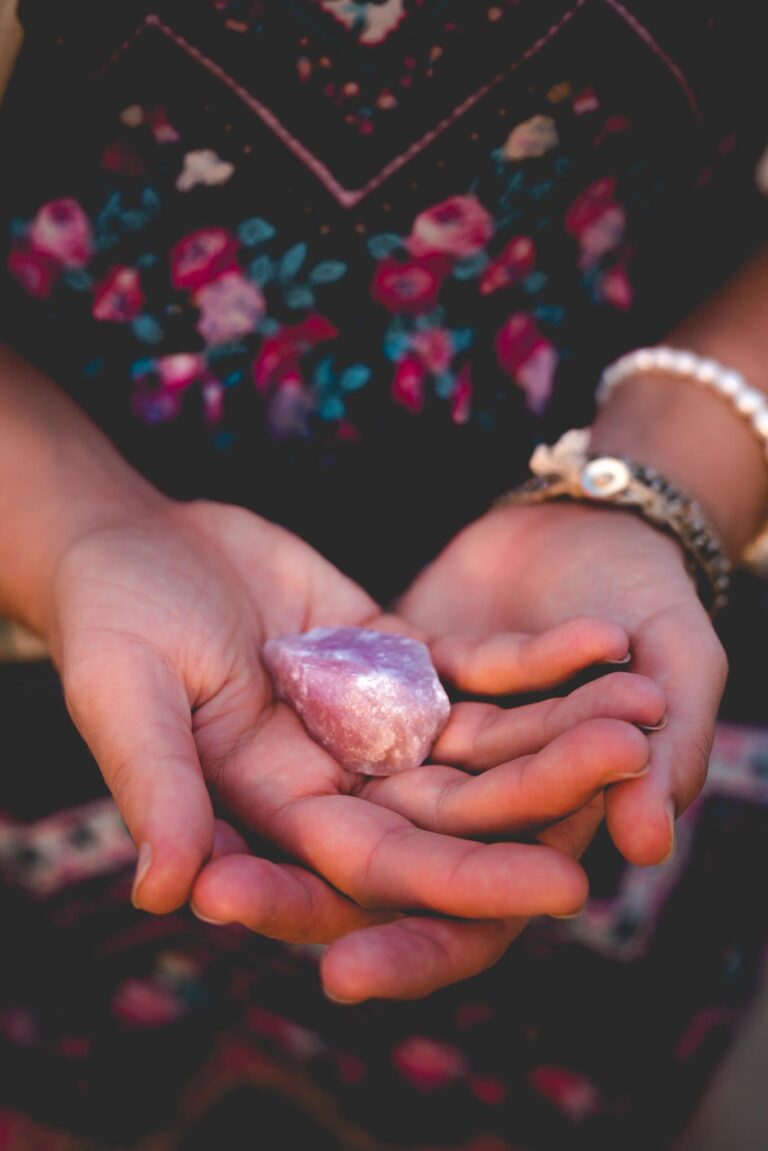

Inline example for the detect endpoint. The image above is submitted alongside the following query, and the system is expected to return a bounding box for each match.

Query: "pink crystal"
[262,627,451,776]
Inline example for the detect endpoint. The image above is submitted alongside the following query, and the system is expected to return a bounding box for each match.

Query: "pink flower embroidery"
[528,1065,603,1122]
[598,261,634,310]
[565,178,626,267]
[156,353,206,391]
[495,312,557,413]
[408,195,494,259]
[194,271,266,344]
[111,979,187,1029]
[170,228,240,292]
[266,378,315,439]
[479,235,536,295]
[451,364,473,425]
[93,266,145,323]
[391,1037,468,1092]
[410,327,454,374]
[7,245,60,299]
[371,256,448,314]
[28,198,93,269]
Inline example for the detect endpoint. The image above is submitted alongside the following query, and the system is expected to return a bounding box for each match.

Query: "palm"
[399,501,728,866]
[52,501,607,968]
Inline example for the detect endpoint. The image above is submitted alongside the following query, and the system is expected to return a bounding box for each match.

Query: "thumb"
[63,644,214,913]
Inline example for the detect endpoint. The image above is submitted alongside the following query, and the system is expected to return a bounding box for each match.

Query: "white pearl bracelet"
[596,345,768,574]
[597,346,768,462]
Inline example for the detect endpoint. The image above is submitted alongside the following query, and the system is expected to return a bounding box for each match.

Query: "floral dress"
[1,2,768,1148]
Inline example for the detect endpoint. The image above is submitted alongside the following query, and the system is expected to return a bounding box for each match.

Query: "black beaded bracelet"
[494,429,731,616]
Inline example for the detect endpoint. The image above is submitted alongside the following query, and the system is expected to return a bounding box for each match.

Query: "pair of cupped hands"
[49,492,727,1002]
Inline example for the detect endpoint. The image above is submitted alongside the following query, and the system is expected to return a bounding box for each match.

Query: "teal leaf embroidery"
[318,397,345,421]
[523,271,548,293]
[239,217,277,246]
[131,316,164,344]
[248,254,275,285]
[309,261,348,284]
[257,316,281,336]
[63,269,93,291]
[279,242,308,282]
[340,364,371,392]
[453,253,490,280]
[367,233,404,259]
[285,286,315,310]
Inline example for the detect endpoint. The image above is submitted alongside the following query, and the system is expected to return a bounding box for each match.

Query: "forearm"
[590,244,768,558]
[0,344,167,635]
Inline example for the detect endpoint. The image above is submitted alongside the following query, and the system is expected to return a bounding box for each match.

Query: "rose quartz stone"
[262,627,451,776]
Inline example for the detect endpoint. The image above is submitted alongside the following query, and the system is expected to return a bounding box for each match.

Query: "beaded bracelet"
[597,345,768,574]
[597,346,768,462]
[494,429,731,615]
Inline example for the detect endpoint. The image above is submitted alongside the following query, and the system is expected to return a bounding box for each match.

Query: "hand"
[49,502,590,917]
[398,500,728,867]
[50,497,659,1000]
[190,591,661,1002]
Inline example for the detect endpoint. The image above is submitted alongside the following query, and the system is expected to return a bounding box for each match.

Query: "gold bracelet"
[494,429,731,615]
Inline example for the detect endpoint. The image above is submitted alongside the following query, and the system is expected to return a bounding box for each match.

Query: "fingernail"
[131,842,152,909]
[638,715,668,733]
[191,904,229,926]
[605,653,632,665]
[660,799,676,864]
[324,990,362,1006]
[550,904,587,921]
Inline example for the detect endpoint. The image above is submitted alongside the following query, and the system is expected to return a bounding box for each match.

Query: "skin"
[3,243,768,1001]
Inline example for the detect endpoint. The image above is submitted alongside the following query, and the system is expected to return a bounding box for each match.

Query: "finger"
[266,794,589,918]
[361,719,649,837]
[63,645,213,914]
[431,616,630,695]
[321,915,524,1003]
[216,706,588,918]
[537,794,605,858]
[604,602,728,866]
[211,819,250,859]
[190,853,392,941]
[434,672,666,769]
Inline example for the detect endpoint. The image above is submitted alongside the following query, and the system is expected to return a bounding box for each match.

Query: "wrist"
[590,370,768,559]
[0,346,172,637]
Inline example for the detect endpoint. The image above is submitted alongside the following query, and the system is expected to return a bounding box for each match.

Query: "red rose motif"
[410,327,454,374]
[28,198,93,269]
[391,355,427,414]
[371,256,448,314]
[253,314,339,392]
[408,195,494,258]
[565,177,619,238]
[479,235,536,295]
[170,228,240,292]
[495,312,557,413]
[7,245,60,299]
[451,364,473,425]
[93,265,145,323]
